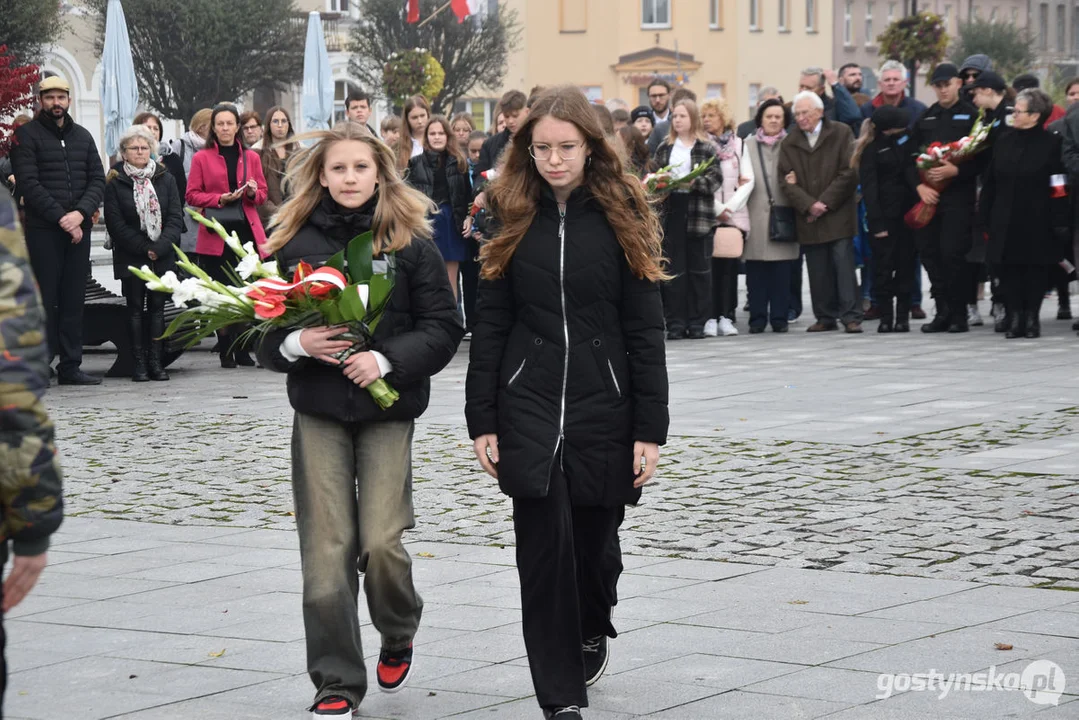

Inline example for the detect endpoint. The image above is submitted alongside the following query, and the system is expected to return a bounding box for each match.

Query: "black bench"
[82,272,187,377]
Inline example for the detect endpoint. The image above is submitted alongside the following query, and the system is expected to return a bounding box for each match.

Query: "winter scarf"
[714,131,739,161]
[755,127,787,146]
[125,159,162,241]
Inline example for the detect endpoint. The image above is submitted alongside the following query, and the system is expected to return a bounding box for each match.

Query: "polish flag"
[451,0,483,22]
[407,0,420,23]
[1050,174,1069,199]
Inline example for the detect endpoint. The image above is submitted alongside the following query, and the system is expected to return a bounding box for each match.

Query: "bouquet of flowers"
[129,210,401,409]
[642,157,716,195]
[904,109,992,229]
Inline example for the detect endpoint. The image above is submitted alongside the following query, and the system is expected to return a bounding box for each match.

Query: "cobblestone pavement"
[51,358,1079,591]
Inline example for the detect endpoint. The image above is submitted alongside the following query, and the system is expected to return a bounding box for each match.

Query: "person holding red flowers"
[256,122,463,719]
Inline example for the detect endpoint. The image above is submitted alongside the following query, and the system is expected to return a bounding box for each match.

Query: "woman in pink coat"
[185,103,268,367]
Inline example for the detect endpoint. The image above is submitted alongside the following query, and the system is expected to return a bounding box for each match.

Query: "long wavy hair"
[483,85,666,282]
[423,115,468,173]
[396,94,431,170]
[266,122,434,255]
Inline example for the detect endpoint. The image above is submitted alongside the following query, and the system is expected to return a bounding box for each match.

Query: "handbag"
[756,142,798,243]
[712,225,744,258]
[203,150,249,231]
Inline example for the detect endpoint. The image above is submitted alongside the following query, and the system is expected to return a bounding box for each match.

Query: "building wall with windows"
[465,0,834,127]
[833,1,1030,89]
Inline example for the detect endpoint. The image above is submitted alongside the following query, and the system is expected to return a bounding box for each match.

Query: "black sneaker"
[57,369,102,385]
[543,706,583,719]
[583,635,609,686]
[311,695,354,718]
[377,643,414,693]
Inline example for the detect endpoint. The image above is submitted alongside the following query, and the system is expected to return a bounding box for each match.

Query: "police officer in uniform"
[907,63,981,333]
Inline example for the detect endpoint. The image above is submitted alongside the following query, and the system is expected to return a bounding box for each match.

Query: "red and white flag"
[407,0,420,23]
[451,0,483,22]
[1050,174,1069,199]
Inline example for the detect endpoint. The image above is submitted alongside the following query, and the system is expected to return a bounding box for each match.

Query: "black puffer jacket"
[859,132,918,234]
[407,150,472,229]
[465,187,669,507]
[258,193,464,423]
[9,111,105,230]
[104,162,184,280]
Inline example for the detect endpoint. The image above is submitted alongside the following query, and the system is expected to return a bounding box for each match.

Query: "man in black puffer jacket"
[10,76,106,385]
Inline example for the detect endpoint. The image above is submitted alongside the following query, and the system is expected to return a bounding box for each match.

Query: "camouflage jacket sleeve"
[0,186,63,556]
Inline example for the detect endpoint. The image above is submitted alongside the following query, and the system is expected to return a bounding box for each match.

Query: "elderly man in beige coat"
[778,91,862,333]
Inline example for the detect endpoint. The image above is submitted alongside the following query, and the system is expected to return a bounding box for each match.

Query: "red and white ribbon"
[1050,174,1069,199]
[251,269,347,294]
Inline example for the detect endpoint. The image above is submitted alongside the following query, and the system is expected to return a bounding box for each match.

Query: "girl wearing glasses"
[259,106,298,230]
[466,85,669,720]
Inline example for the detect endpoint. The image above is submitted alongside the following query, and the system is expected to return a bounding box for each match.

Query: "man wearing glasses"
[906,63,980,334]
[647,79,671,123]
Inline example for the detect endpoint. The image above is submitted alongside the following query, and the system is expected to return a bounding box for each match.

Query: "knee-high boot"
[129,309,149,382]
[147,309,170,381]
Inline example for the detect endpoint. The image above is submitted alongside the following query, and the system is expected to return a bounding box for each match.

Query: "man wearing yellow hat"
[10,75,106,385]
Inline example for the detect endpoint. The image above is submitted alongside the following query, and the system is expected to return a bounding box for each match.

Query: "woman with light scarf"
[104,125,184,381]
[742,98,800,333]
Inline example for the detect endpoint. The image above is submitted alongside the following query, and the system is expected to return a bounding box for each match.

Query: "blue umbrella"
[100,0,139,157]
[302,12,334,132]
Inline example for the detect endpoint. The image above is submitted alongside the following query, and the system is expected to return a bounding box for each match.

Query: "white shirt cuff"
[280,329,309,363]
[370,350,393,377]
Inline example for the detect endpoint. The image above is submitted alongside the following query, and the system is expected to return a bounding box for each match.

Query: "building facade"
[832,1,1032,92]
[459,0,835,128]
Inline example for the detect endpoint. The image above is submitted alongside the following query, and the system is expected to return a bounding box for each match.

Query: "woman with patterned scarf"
[742,99,800,333]
[104,125,184,381]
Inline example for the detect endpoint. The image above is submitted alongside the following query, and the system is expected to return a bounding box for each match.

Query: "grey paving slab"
[641,689,850,719]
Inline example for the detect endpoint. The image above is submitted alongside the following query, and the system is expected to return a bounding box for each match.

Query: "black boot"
[878,305,894,333]
[1005,311,1026,339]
[894,302,910,333]
[147,310,170,381]
[129,312,149,382]
[219,329,237,368]
[921,302,951,333]
[994,305,1010,333]
[1025,311,1041,338]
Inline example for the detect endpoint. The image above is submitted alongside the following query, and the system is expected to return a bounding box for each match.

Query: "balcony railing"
[290,12,352,54]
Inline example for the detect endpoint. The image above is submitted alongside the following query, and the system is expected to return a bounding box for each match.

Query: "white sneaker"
[717,317,739,336]
[967,304,984,327]
[703,318,718,337]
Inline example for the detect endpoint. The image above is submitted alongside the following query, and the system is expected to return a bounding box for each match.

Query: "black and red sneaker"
[311,695,354,718]
[376,643,414,693]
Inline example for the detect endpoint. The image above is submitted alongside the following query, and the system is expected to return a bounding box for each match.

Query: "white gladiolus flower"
[157,271,182,292]
[260,260,280,278]
[223,231,245,255]
[172,278,204,306]
[235,253,262,280]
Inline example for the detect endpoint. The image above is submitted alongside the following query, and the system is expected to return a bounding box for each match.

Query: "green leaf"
[368,273,394,312]
[337,285,368,322]
[347,231,374,283]
[324,249,345,275]
[322,299,346,326]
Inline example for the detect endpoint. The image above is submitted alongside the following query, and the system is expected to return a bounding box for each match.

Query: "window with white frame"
[641,0,671,28]
[943,4,952,32]
[710,0,722,28]
[865,2,874,45]
[750,0,760,28]
[990,6,998,22]
[806,0,816,30]
[887,2,896,24]
[1040,4,1049,50]
[706,83,726,99]
[332,79,359,125]
[1074,6,1079,51]
[1058,4,1067,50]
[779,0,789,30]
[844,1,853,45]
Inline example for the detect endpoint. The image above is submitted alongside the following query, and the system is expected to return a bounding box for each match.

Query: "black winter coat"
[980,127,1070,266]
[905,99,980,206]
[257,194,464,424]
[407,150,472,229]
[860,131,918,234]
[104,162,184,280]
[473,129,511,194]
[10,111,106,230]
[465,188,669,507]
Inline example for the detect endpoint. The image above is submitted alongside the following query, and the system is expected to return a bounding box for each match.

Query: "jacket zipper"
[60,138,73,208]
[607,359,621,398]
[508,358,526,387]
[555,203,569,470]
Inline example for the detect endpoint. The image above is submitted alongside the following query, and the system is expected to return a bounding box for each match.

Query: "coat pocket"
[589,337,624,400]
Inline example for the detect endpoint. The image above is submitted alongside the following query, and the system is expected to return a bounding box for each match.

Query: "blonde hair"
[699,98,735,134]
[266,122,435,255]
[666,99,710,145]
[850,118,876,170]
[397,95,431,170]
[189,108,213,138]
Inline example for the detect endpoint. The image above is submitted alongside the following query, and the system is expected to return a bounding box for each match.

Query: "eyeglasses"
[124,146,150,153]
[529,142,585,161]
[960,72,979,80]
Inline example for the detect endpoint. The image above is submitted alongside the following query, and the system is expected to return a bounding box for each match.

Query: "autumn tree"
[349,0,521,114]
[0,46,38,155]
